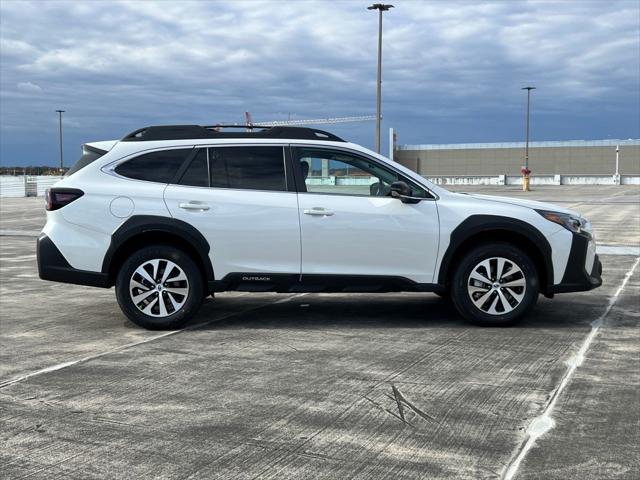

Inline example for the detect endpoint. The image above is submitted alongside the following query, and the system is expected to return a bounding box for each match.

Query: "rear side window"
[178,149,209,187]
[66,144,106,177]
[209,146,285,191]
[115,149,191,183]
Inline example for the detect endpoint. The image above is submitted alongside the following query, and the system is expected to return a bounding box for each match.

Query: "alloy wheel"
[467,257,526,315]
[129,259,189,317]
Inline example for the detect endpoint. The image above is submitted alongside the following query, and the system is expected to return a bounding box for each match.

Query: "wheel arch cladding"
[102,215,214,286]
[438,215,553,293]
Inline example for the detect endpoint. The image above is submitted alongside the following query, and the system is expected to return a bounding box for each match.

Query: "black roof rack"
[121,125,346,142]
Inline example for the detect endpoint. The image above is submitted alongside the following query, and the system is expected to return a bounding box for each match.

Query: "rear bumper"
[549,232,602,294]
[37,234,110,288]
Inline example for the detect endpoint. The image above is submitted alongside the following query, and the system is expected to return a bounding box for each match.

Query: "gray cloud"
[16,81,42,93]
[1,0,638,165]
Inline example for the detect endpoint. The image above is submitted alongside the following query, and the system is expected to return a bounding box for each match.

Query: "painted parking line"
[0,293,305,389]
[596,244,640,256]
[0,230,40,237]
[502,256,640,480]
[0,254,36,261]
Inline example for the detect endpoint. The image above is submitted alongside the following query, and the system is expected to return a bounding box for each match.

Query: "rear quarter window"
[115,148,191,183]
[65,145,106,177]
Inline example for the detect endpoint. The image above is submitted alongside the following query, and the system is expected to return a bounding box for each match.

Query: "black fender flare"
[437,215,554,290]
[101,215,214,283]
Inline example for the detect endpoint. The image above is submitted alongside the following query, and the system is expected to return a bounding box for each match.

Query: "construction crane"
[244,112,376,128]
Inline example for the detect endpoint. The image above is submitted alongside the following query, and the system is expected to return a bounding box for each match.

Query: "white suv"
[37,125,602,329]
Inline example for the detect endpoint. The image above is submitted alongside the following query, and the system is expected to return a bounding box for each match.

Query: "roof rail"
[121,125,346,142]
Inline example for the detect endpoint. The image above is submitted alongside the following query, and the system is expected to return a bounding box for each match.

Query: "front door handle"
[304,207,334,216]
[179,201,210,211]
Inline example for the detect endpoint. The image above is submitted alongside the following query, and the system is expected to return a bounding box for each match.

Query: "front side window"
[209,146,285,191]
[294,147,428,198]
[115,148,191,183]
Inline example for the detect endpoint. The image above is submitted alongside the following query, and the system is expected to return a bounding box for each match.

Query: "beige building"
[395,139,640,177]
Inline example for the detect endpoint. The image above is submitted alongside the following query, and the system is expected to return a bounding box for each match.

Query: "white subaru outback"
[37,125,602,329]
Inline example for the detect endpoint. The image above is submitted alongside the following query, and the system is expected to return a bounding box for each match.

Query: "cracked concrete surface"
[1,186,639,479]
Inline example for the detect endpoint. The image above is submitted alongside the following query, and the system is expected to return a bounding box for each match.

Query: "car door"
[164,145,301,281]
[293,146,440,284]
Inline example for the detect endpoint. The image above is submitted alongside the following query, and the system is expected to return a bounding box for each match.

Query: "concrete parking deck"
[1,186,639,479]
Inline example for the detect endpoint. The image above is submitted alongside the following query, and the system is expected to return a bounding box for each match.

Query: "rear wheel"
[451,243,538,326]
[116,245,204,330]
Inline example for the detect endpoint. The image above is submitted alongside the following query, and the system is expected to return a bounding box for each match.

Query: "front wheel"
[450,243,539,326]
[115,245,204,330]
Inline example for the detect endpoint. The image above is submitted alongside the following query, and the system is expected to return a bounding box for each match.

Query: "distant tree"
[0,166,68,176]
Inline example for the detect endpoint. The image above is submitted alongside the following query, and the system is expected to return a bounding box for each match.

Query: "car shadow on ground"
[185,293,600,332]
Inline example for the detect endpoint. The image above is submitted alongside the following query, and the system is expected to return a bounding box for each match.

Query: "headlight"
[537,210,582,233]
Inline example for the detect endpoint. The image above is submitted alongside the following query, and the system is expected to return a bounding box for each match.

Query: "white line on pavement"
[0,294,304,389]
[597,244,640,256]
[0,230,40,237]
[502,256,640,480]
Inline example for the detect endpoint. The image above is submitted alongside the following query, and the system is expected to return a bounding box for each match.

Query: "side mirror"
[390,181,421,204]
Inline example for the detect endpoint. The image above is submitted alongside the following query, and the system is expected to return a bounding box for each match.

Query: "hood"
[463,193,582,218]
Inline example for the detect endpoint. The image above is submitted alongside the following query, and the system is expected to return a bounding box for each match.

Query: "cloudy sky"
[1,0,638,166]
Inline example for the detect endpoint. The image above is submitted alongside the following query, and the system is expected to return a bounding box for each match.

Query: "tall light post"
[368,3,393,153]
[521,86,535,191]
[56,110,65,173]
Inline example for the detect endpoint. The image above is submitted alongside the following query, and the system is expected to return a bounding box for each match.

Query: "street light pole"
[368,3,393,153]
[56,110,65,173]
[521,87,535,191]
[615,145,620,185]
[522,87,535,170]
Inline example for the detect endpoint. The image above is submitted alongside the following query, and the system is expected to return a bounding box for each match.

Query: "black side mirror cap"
[390,181,421,204]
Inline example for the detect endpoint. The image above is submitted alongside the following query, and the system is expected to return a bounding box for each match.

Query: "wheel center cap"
[493,283,500,289]
[157,284,163,291]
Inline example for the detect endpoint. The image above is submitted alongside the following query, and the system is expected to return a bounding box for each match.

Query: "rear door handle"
[179,201,210,211]
[304,207,334,216]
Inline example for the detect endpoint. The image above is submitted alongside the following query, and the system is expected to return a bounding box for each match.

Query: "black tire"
[450,242,539,326]
[115,245,204,330]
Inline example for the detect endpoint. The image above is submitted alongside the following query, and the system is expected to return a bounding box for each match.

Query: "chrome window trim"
[163,184,298,194]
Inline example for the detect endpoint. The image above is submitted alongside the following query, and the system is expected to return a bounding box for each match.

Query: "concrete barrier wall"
[0,177,26,197]
[306,176,377,186]
[424,174,638,186]
[396,142,640,176]
[36,176,63,196]
[0,176,62,198]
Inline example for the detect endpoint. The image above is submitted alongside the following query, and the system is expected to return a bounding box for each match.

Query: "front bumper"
[549,231,602,294]
[37,234,110,288]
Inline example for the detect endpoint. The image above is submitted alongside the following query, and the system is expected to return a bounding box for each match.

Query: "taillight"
[45,188,84,211]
